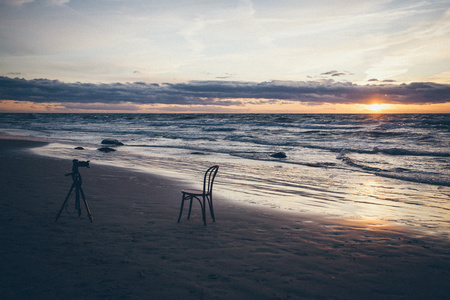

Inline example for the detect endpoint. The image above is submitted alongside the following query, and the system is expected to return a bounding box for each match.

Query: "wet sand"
[0,138,449,299]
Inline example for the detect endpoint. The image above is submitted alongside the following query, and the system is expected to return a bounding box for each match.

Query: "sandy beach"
[1,138,449,300]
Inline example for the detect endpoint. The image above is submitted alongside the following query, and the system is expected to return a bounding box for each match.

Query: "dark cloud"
[368,79,397,83]
[321,70,339,76]
[320,70,351,77]
[0,76,449,106]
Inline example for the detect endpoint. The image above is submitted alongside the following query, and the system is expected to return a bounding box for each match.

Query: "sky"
[0,0,450,113]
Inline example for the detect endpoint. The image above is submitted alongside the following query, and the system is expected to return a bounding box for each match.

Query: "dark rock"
[101,139,124,146]
[74,147,84,150]
[191,152,208,155]
[98,147,116,153]
[270,152,287,158]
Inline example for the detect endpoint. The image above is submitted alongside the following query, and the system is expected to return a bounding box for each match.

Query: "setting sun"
[367,104,385,112]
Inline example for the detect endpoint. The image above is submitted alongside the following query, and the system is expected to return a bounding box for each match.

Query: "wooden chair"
[177,165,219,225]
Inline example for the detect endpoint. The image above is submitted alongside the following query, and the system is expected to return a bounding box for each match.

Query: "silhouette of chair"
[177,165,219,225]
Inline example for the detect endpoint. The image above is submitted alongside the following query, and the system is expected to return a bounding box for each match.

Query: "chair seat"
[182,189,208,196]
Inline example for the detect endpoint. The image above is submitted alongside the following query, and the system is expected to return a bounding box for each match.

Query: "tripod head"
[65,159,90,176]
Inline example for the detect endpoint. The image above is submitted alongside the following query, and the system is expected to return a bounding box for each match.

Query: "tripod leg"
[79,187,93,222]
[55,183,75,222]
[75,186,81,217]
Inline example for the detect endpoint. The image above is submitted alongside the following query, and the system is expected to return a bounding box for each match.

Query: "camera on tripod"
[56,159,94,222]
[65,159,90,176]
[74,159,90,168]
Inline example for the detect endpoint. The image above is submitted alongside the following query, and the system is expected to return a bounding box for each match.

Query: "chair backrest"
[203,165,219,195]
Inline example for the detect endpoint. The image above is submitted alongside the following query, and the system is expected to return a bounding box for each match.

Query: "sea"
[1,113,449,236]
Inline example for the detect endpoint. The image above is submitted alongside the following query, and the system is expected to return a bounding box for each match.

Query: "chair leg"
[208,195,215,222]
[202,195,206,226]
[187,196,193,220]
[177,194,185,223]
[178,194,209,225]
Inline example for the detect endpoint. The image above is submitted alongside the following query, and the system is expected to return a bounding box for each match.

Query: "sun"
[367,103,385,112]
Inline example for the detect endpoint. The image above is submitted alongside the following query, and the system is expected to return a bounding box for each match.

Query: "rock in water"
[270,152,287,158]
[74,146,84,150]
[101,139,124,146]
[191,152,208,155]
[98,147,116,153]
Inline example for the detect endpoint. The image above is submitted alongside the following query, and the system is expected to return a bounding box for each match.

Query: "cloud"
[46,0,69,5]
[320,70,352,77]
[0,76,449,107]
[61,102,141,111]
[0,0,33,5]
[0,0,68,6]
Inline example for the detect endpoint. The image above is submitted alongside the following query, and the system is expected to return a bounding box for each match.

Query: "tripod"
[55,159,93,222]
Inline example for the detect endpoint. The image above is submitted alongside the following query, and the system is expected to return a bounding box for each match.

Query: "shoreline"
[1,138,450,299]
[3,124,450,238]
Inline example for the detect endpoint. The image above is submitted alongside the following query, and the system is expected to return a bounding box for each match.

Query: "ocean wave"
[376,171,450,187]
[373,147,450,157]
[337,152,450,187]
[224,134,299,147]
[337,154,383,172]
[202,127,237,132]
[302,143,450,158]
[1,113,449,186]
